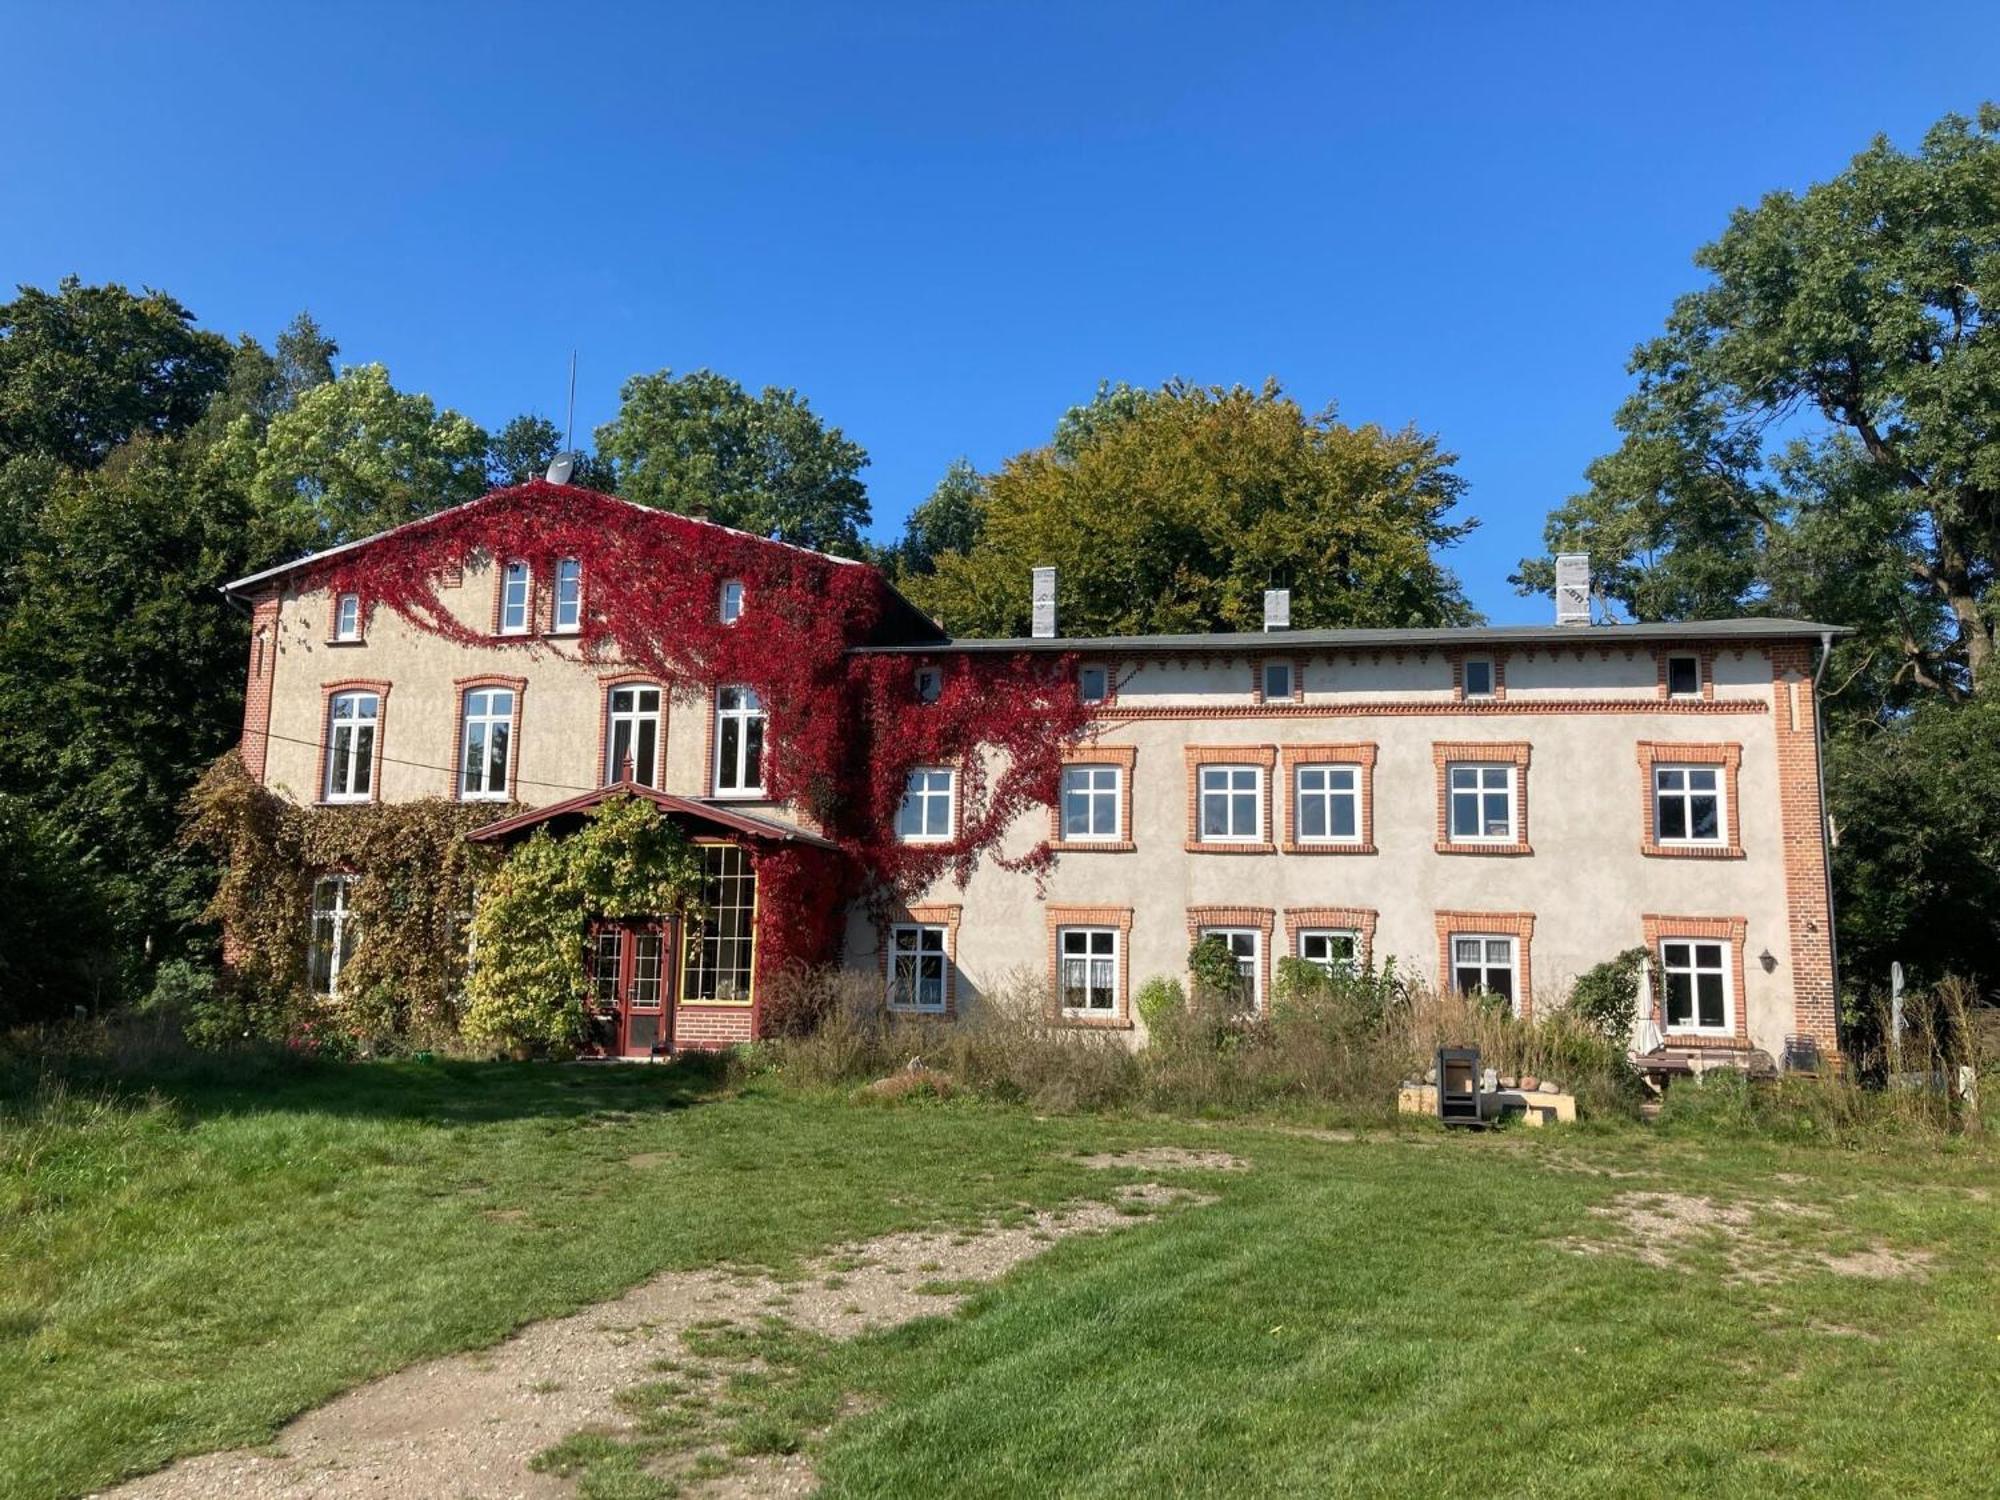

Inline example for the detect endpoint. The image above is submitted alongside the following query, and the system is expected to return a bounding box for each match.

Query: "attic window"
[333,593,362,642]
[1666,654,1702,698]
[914,666,943,705]
[1078,664,1109,704]
[719,579,745,624]
[1463,658,1494,698]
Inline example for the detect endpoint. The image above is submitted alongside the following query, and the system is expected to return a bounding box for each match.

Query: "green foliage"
[233,361,491,560]
[1566,947,1650,1043]
[1133,975,1187,1030]
[1186,935,1243,1006]
[891,456,984,577]
[0,793,118,1024]
[0,276,232,469]
[462,797,703,1053]
[1271,956,1398,1027]
[595,369,871,554]
[905,379,1476,637]
[484,412,616,489]
[1518,104,2000,709]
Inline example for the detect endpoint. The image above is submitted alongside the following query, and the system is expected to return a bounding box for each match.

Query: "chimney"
[1031,566,1057,639]
[1555,553,1591,626]
[1263,588,1291,632]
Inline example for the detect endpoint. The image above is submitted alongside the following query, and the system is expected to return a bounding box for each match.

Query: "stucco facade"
[232,507,1841,1067]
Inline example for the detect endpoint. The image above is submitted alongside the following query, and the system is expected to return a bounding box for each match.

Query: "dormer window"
[499,561,531,635]
[553,559,582,633]
[914,666,943,705]
[719,579,745,624]
[1078,664,1109,704]
[333,593,362,642]
[1463,657,1495,698]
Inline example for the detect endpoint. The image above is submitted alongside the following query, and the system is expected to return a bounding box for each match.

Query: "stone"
[1424,1065,1437,1084]
[1521,1075,1539,1092]
[1500,1074,1517,1089]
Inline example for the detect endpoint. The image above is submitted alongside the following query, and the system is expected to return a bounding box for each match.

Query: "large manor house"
[225,483,1843,1071]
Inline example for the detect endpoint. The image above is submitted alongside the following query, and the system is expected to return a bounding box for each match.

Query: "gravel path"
[96,1181,1204,1500]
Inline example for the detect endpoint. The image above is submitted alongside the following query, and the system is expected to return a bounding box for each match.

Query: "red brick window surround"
[878,903,963,1017]
[1076,661,1116,708]
[1654,646,1717,702]
[1046,905,1135,1028]
[1185,744,1277,853]
[1251,655,1305,706]
[1187,905,1277,1009]
[1284,907,1380,970]
[1642,914,1750,1046]
[491,559,537,637]
[1447,648,1507,702]
[327,591,366,646]
[1432,742,1533,856]
[1051,743,1137,851]
[1636,741,1744,858]
[599,675,667,787]
[1435,910,1537,1019]
[318,679,391,806]
[449,675,527,802]
[1279,742,1378,854]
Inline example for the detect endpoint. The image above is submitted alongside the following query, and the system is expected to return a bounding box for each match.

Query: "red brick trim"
[1184,744,1277,853]
[1447,647,1507,702]
[877,902,963,1017]
[1642,914,1750,1046]
[1250,653,1306,706]
[1186,905,1277,1009]
[317,679,392,805]
[1046,904,1135,1028]
[1770,643,1839,1057]
[1075,659,1120,708]
[324,590,368,647]
[1635,741,1744,858]
[1654,646,1717,702]
[490,558,538,639]
[449,674,527,801]
[1050,743,1138,852]
[1435,910,1537,1019]
[241,593,281,783]
[548,555,585,637]
[1278,742,1378,854]
[1098,699,1763,722]
[597,674,668,786]
[1432,741,1533,856]
[1284,907,1380,969]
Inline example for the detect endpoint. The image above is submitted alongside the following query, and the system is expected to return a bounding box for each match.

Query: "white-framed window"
[307,875,358,996]
[459,687,515,800]
[1058,926,1119,1016]
[1199,926,1261,1013]
[896,768,954,841]
[1077,664,1109,704]
[333,593,362,642]
[713,685,765,796]
[1294,764,1360,843]
[914,666,943,705]
[499,561,532,634]
[1447,763,1516,843]
[719,579,745,624]
[323,691,379,802]
[1298,929,1358,974]
[1261,659,1293,701]
[1199,764,1263,842]
[606,684,662,786]
[1666,653,1702,698]
[1060,764,1122,841]
[1450,934,1517,1007]
[1660,939,1731,1034]
[1463,657,1495,698]
[553,558,582,632]
[888,923,949,1012]
[1654,765,1724,845]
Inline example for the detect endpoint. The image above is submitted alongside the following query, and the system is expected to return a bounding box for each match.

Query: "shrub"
[1567,947,1649,1043]
[1186,936,1243,1008]
[1133,976,1186,1030]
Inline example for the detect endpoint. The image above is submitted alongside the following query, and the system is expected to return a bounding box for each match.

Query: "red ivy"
[310,483,1097,960]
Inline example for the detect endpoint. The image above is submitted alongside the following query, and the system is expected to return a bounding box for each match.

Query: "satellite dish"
[544,452,577,485]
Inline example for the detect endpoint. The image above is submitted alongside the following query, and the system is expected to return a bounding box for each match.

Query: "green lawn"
[3,1055,1995,1499]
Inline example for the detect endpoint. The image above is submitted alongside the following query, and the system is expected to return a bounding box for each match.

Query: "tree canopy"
[1518,104,2000,713]
[904,380,1475,637]
[595,369,871,554]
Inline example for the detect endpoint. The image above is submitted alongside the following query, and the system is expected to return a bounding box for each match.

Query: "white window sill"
[710,789,768,801]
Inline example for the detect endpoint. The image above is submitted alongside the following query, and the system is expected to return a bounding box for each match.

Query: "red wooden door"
[588,919,678,1057]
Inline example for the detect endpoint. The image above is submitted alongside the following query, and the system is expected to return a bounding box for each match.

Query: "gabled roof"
[463,780,838,849]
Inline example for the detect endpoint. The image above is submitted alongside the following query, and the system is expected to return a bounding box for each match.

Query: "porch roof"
[463,781,839,850]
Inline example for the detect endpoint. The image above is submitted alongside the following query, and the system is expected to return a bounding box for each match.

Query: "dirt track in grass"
[96,1176,1215,1500]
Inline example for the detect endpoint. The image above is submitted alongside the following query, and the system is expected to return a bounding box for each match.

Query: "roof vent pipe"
[1263,588,1291,632]
[1555,553,1591,625]
[1031,567,1057,639]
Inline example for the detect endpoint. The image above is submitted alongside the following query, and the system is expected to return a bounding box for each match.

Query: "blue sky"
[4,2,1995,621]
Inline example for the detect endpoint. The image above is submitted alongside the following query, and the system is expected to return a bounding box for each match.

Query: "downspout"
[1812,631,1841,1045]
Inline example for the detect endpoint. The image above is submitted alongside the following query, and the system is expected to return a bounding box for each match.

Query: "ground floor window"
[1297,928,1358,974]
[1198,926,1261,1013]
[1660,938,1731,1033]
[1451,934,1516,1007]
[307,876,358,995]
[888,923,949,1012]
[682,845,755,1002]
[1058,927,1119,1016]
